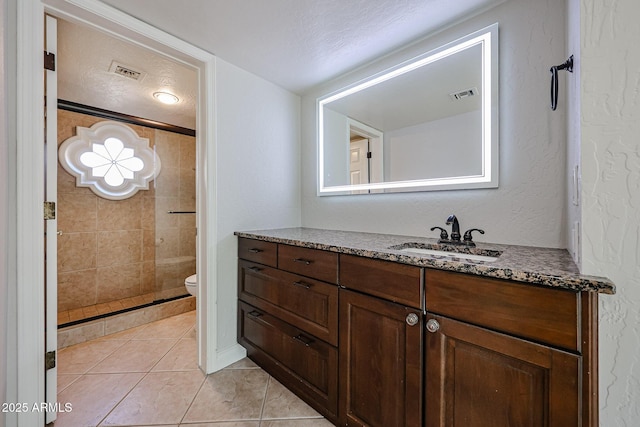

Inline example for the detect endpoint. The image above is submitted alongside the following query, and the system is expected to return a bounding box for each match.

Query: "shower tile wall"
[153,129,197,300]
[57,109,196,318]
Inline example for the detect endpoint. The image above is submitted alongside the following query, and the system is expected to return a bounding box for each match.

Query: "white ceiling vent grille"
[449,87,478,101]
[109,61,146,81]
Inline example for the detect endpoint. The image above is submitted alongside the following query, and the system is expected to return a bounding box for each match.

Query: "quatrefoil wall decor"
[58,121,162,200]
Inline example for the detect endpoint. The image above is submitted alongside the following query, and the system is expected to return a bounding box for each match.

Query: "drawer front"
[238,260,338,345]
[278,244,338,284]
[339,254,423,310]
[238,301,338,419]
[425,269,580,352]
[238,237,278,267]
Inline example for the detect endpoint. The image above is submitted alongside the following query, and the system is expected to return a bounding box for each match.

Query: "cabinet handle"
[293,258,312,265]
[292,280,312,289]
[248,266,263,272]
[292,334,315,347]
[248,248,263,253]
[406,313,420,326]
[426,319,440,333]
[247,310,263,319]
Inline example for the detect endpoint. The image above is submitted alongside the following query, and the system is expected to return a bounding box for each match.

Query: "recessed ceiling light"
[153,91,179,105]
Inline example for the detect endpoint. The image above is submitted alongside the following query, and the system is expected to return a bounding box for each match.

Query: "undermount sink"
[389,242,502,263]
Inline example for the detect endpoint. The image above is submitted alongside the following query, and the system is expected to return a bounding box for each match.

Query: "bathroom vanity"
[235,228,615,427]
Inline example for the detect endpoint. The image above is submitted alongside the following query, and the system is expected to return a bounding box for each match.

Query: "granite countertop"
[234,227,615,294]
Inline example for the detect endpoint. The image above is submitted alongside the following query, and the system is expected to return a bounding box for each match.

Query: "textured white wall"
[580,0,640,424]
[214,58,301,352]
[386,111,482,181]
[301,0,569,247]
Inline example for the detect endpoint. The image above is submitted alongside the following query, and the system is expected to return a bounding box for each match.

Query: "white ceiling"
[57,19,198,129]
[57,0,505,129]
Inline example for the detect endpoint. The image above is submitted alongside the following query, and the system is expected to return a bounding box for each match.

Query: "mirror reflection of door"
[350,137,370,186]
[348,118,384,193]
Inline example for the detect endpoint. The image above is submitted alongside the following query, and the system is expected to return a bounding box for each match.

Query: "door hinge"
[44,201,56,220]
[366,152,372,159]
[45,350,56,370]
[44,51,55,71]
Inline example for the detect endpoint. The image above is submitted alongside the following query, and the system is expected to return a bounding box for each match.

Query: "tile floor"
[55,310,333,426]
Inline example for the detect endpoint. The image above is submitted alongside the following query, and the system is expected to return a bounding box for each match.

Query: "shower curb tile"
[58,298,195,348]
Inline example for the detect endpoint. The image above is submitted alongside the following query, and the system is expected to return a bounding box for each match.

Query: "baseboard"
[213,343,247,371]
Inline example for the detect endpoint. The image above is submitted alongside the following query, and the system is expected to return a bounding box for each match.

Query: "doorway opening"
[54,15,198,334]
[14,1,217,423]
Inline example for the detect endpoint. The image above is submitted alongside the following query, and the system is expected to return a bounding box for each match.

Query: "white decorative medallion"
[59,121,161,200]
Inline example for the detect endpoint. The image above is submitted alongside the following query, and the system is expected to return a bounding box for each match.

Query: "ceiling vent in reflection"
[109,61,146,81]
[449,87,478,101]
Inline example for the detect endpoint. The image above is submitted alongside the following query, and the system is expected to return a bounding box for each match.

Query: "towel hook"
[550,55,574,111]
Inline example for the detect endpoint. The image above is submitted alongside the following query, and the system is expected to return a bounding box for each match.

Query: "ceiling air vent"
[449,87,478,101]
[109,61,146,81]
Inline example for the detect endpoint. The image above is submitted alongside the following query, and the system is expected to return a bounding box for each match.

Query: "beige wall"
[57,109,195,313]
[153,129,197,300]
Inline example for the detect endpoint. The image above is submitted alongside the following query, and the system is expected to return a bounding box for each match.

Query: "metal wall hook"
[550,55,574,111]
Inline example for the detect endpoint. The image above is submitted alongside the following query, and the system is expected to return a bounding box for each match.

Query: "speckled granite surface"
[235,227,615,294]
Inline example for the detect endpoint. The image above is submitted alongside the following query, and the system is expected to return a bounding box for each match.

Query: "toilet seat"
[185,274,197,297]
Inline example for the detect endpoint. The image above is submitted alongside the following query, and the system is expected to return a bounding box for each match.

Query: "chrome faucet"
[431,214,485,247]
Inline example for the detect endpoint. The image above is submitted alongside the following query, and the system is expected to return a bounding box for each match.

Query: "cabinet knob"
[405,313,420,326]
[426,319,440,333]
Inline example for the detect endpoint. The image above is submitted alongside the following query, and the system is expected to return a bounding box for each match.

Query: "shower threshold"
[57,293,190,329]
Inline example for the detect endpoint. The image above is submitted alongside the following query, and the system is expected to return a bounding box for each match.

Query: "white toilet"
[184,274,197,297]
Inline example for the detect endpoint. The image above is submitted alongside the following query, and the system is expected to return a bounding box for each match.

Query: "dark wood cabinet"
[339,289,423,427]
[425,269,592,427]
[238,301,338,419]
[237,238,339,423]
[238,259,338,345]
[425,314,580,427]
[236,236,598,427]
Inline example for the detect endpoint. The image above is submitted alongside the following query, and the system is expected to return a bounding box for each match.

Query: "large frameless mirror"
[318,23,498,195]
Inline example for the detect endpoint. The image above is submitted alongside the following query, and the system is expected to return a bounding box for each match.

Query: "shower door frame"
[14,1,218,424]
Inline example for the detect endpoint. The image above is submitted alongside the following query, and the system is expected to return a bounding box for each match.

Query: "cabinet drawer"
[278,244,338,284]
[339,254,423,310]
[238,301,338,421]
[238,259,339,345]
[425,269,580,352]
[238,237,277,267]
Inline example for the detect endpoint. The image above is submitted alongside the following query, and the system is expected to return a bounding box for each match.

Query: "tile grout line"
[59,313,197,426]
[85,321,153,427]
[94,370,150,427]
[58,334,129,376]
[258,375,271,424]
[177,367,208,425]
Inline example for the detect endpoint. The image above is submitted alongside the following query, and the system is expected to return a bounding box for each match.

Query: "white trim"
[45,13,58,424]
[15,1,218,423]
[215,344,248,369]
[16,1,46,425]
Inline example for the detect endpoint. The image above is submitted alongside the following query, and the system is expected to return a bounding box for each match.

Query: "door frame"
[16,1,217,424]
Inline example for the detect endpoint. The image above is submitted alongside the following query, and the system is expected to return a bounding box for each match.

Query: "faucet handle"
[463,228,485,245]
[430,226,449,241]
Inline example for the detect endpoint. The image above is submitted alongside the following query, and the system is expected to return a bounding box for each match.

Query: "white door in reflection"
[350,137,369,185]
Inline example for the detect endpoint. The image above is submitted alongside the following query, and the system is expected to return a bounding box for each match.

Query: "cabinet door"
[339,289,423,427]
[425,314,580,427]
